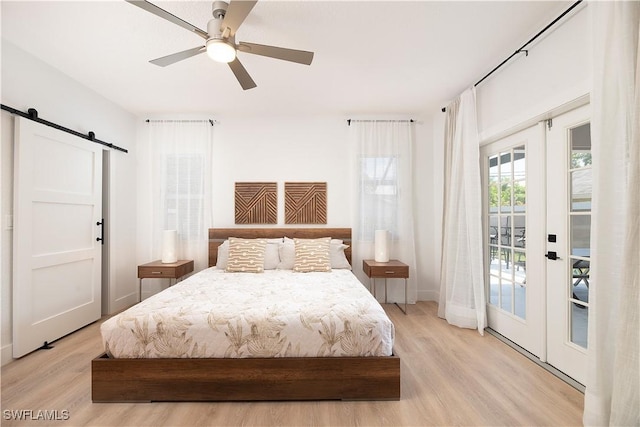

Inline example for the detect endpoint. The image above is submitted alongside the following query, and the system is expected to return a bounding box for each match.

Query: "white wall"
[423,5,591,303]
[136,114,436,303]
[135,114,359,298]
[211,115,353,226]
[1,40,138,365]
[476,5,591,138]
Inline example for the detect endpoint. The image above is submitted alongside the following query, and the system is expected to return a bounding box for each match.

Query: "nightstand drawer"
[367,265,409,278]
[138,266,179,278]
[138,260,194,280]
[362,260,409,279]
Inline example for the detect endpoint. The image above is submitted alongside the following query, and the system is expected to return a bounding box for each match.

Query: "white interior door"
[482,124,545,357]
[546,104,591,384]
[13,117,103,358]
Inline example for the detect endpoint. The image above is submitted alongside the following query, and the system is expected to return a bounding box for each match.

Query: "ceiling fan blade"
[228,58,257,90]
[126,0,208,39]
[237,42,314,65]
[150,46,206,67]
[221,0,258,37]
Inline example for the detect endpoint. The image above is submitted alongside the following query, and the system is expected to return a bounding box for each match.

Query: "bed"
[92,228,400,402]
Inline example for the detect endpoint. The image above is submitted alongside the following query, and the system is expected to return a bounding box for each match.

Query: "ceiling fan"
[126,0,314,90]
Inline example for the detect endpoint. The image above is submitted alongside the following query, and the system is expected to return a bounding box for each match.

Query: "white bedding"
[101,268,395,358]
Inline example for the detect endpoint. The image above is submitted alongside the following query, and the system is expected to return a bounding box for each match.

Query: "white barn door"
[13,117,102,358]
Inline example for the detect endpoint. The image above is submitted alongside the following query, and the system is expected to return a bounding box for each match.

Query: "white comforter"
[101,268,395,358]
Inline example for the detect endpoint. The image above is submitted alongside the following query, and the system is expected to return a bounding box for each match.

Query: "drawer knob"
[151,271,163,275]
[385,271,395,274]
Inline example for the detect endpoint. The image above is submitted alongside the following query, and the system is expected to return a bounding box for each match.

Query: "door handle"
[545,251,561,260]
[96,219,104,245]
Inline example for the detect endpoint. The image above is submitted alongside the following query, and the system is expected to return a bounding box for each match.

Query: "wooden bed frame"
[92,228,400,402]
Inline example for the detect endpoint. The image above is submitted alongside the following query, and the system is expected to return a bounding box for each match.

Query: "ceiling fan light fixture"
[206,39,236,63]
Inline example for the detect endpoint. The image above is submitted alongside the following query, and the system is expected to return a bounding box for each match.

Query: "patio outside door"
[546,104,591,385]
[482,124,545,358]
[482,104,591,386]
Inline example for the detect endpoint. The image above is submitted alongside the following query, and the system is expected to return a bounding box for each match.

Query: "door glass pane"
[571,169,592,211]
[501,281,513,312]
[500,152,512,213]
[514,250,526,283]
[489,215,498,245]
[568,121,592,350]
[489,156,499,213]
[515,283,526,320]
[570,123,592,168]
[513,146,526,211]
[572,259,590,304]
[571,215,591,256]
[513,180,526,211]
[500,217,511,248]
[501,249,514,281]
[489,275,499,306]
[499,152,512,176]
[485,146,526,320]
[500,181,512,213]
[571,303,589,348]
[513,215,526,248]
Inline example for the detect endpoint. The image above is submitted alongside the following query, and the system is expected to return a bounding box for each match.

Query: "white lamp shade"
[161,230,178,263]
[374,230,390,262]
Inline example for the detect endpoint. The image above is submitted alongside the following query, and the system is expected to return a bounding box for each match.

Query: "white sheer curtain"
[438,87,486,334]
[350,121,417,304]
[584,2,639,425]
[148,121,214,272]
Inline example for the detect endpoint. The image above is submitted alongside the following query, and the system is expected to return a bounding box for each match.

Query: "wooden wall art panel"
[235,182,277,224]
[284,182,327,224]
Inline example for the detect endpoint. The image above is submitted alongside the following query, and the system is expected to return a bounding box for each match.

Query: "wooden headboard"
[208,228,352,268]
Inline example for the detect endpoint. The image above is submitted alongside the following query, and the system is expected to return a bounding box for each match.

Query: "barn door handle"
[545,251,560,260]
[96,219,104,245]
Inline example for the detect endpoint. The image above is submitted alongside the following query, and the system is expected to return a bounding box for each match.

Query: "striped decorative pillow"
[293,237,331,272]
[226,238,267,273]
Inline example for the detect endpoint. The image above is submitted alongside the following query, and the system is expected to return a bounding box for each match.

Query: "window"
[163,153,205,240]
[359,156,398,239]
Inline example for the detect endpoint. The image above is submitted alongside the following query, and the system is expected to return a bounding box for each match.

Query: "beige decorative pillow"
[226,238,267,273]
[293,237,331,272]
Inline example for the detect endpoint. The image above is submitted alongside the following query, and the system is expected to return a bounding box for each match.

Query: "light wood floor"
[1,302,584,426]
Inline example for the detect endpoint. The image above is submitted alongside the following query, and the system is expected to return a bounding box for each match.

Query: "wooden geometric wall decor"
[235,182,277,224]
[284,182,327,224]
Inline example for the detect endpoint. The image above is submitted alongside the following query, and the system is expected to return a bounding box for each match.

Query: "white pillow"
[330,243,351,270]
[277,240,296,269]
[264,240,281,270]
[216,240,230,269]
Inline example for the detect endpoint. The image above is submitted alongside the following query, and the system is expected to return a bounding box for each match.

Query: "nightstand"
[363,259,409,314]
[138,259,194,300]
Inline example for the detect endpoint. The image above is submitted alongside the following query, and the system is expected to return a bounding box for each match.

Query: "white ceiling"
[1,1,573,117]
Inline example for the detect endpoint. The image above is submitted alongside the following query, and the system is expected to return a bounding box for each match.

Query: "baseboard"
[1,343,14,366]
[418,289,439,302]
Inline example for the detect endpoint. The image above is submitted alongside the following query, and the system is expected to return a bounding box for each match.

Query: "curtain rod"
[441,0,583,113]
[347,119,414,126]
[1,104,128,153]
[145,119,217,126]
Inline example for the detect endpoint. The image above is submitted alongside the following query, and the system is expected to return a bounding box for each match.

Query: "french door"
[545,104,591,384]
[482,104,591,385]
[482,124,545,358]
